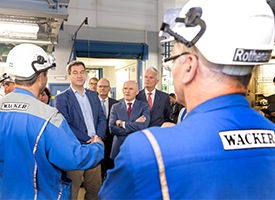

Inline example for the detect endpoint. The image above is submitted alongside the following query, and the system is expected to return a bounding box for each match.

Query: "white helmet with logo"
[6,43,56,80]
[160,0,274,75]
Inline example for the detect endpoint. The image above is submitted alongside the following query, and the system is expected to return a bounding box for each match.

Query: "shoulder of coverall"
[0,92,64,128]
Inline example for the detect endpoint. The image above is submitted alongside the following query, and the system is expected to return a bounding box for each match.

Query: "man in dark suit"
[169,93,184,124]
[97,78,118,179]
[55,60,106,200]
[136,67,171,127]
[109,80,150,159]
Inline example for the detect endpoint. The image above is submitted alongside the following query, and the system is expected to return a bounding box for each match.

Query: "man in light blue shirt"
[71,86,96,138]
[55,60,106,200]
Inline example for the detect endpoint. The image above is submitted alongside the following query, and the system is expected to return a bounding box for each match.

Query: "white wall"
[67,0,158,31]
[0,0,190,90]
[103,66,116,88]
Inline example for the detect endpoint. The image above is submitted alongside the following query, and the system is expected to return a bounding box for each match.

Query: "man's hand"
[93,135,104,145]
[86,138,94,144]
[135,115,146,122]
[271,112,275,117]
[161,122,176,128]
[87,135,104,146]
[116,120,122,127]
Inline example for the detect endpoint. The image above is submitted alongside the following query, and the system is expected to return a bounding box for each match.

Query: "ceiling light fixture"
[0,21,39,39]
[0,38,56,45]
[0,21,39,33]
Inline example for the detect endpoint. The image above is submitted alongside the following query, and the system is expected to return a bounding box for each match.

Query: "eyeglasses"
[162,52,190,71]
[89,83,97,86]
[98,85,110,89]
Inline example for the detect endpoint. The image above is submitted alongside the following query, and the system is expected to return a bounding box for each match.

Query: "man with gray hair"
[136,66,170,127]
[99,0,275,199]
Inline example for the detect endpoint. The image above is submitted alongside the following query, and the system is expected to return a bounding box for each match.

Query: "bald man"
[109,80,150,159]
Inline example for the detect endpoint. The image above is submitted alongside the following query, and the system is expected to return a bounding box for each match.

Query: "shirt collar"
[125,99,135,106]
[71,85,86,96]
[99,96,109,102]
[145,88,156,96]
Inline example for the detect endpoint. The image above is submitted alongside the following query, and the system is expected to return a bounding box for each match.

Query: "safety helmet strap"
[160,7,206,48]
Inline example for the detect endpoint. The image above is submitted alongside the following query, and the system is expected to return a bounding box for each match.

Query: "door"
[49,83,70,107]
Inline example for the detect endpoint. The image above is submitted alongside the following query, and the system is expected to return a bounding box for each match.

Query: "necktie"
[101,99,107,117]
[127,103,132,118]
[148,92,152,111]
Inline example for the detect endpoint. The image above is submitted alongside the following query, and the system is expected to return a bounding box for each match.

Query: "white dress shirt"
[145,88,156,106]
[121,99,136,128]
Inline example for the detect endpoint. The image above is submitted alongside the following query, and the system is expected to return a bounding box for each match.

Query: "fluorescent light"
[0,38,56,45]
[0,21,39,33]
[0,21,39,39]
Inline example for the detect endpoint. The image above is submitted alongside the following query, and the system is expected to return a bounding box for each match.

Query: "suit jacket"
[55,87,107,144]
[171,102,184,124]
[136,89,170,127]
[104,98,119,157]
[109,99,150,159]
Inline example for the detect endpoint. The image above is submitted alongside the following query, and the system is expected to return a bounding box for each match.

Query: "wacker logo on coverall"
[219,130,275,150]
[233,48,272,62]
[1,102,30,110]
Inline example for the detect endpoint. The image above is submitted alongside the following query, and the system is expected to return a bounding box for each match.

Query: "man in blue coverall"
[0,44,104,200]
[99,0,275,199]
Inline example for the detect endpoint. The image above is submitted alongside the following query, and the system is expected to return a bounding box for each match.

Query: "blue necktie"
[101,99,107,117]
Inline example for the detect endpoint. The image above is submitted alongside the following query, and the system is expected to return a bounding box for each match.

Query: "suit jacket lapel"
[108,98,112,113]
[152,89,160,111]
[141,89,147,102]
[120,101,128,121]
[107,98,114,122]
[68,87,85,123]
[86,90,97,125]
[129,100,139,121]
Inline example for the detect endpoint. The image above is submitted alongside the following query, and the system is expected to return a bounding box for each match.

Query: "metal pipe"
[71,17,88,41]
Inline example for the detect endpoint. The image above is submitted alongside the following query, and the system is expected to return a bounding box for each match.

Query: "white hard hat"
[0,73,14,84]
[6,44,56,80]
[160,0,274,75]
